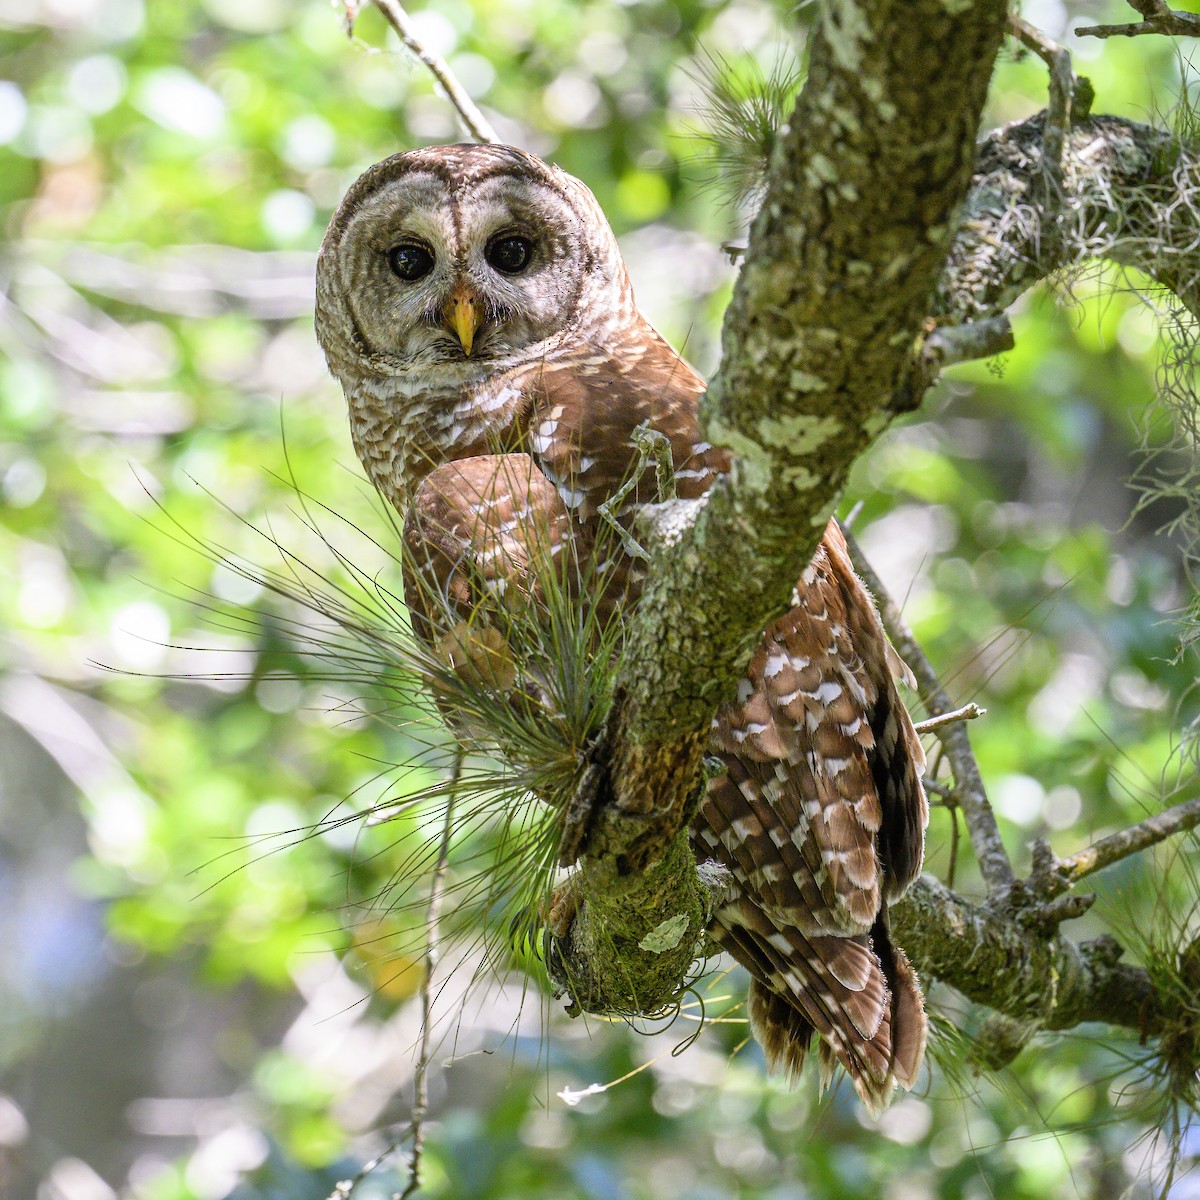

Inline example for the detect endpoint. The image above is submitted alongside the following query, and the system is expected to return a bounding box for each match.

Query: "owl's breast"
[345,371,532,514]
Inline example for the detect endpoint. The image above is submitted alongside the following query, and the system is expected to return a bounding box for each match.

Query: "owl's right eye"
[387,242,435,282]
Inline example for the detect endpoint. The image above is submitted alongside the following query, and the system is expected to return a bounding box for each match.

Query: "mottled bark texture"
[551,6,1198,1037]
[941,110,1200,331]
[625,0,1009,749]
[893,878,1163,1037]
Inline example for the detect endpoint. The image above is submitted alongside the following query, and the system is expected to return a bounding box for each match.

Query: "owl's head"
[316,143,633,384]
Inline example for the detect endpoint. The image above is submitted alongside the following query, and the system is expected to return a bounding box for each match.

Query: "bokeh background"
[2,1,1200,1197]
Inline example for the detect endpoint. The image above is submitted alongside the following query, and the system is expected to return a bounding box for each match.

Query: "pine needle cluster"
[140,468,629,983]
[1103,844,1200,1195]
[685,48,806,213]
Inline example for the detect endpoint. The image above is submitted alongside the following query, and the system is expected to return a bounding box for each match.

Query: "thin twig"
[923,317,1014,370]
[912,702,987,734]
[1007,15,1073,211]
[329,751,462,1200]
[1056,794,1200,885]
[1077,0,1200,39]
[400,749,461,1200]
[922,777,957,801]
[839,521,1017,898]
[344,0,500,144]
[1016,889,1096,932]
[947,800,961,890]
[894,316,1015,412]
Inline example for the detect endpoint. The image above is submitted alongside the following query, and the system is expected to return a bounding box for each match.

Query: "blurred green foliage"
[2,1,1199,1198]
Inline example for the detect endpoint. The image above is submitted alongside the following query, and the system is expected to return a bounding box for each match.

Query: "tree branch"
[1077,0,1200,40]
[923,317,1014,370]
[936,112,1200,324]
[1061,795,1200,879]
[344,0,500,144]
[548,15,1200,1030]
[622,0,1009,749]
[911,702,987,735]
[892,877,1162,1036]
[1007,14,1076,205]
[332,753,460,1200]
[1021,795,1200,907]
[398,755,456,1200]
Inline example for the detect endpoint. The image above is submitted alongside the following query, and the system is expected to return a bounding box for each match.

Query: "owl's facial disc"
[317,145,631,383]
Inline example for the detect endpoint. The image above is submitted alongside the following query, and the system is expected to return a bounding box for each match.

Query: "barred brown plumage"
[316,141,928,1109]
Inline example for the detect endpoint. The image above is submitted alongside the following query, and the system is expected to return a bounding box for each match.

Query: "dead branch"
[331,753,460,1200]
[923,317,1014,369]
[912,702,987,735]
[397,752,458,1199]
[1007,15,1076,204]
[1026,794,1200,904]
[890,317,1016,413]
[1077,0,1200,40]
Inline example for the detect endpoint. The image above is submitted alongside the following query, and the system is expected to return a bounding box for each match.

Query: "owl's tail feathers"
[747,979,816,1082]
[740,914,926,1113]
[871,915,927,1090]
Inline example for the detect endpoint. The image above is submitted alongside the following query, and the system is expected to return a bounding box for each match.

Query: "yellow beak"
[446,286,483,357]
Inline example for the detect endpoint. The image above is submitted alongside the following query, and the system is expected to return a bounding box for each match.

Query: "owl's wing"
[402,453,571,692]
[697,520,928,1109]
[510,326,729,618]
[822,519,928,897]
[526,325,730,522]
[719,902,926,1112]
[703,522,927,931]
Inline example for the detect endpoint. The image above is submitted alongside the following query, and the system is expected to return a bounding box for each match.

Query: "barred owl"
[316,143,929,1109]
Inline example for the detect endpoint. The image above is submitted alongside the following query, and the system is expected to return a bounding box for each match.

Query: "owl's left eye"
[388,242,435,281]
[486,235,533,274]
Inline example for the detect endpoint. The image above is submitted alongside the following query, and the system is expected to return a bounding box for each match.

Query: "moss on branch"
[937,111,1200,324]
[552,830,728,1017]
[893,877,1162,1037]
